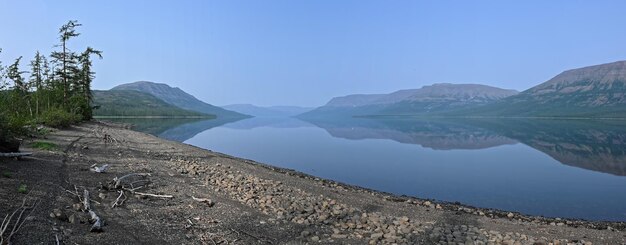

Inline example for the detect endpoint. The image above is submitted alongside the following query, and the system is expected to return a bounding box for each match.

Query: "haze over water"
[112,117,626,222]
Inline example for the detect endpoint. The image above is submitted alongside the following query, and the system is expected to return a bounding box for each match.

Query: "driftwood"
[0,192,39,244]
[111,191,126,208]
[192,196,215,207]
[88,210,103,232]
[83,190,91,211]
[113,173,150,189]
[83,190,103,232]
[134,192,173,198]
[0,152,32,157]
[91,164,109,173]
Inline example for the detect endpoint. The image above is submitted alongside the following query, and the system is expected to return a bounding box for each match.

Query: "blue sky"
[1,0,626,107]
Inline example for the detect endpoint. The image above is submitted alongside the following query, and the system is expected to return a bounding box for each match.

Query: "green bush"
[2,171,11,178]
[31,141,57,150]
[17,184,27,194]
[40,108,81,128]
[0,113,22,152]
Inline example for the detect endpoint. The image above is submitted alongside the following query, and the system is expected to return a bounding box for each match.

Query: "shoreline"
[93,115,216,119]
[187,133,626,229]
[1,121,623,244]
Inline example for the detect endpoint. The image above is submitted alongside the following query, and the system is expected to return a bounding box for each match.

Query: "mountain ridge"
[112,81,249,118]
[92,90,214,118]
[301,83,519,117]
[455,60,626,118]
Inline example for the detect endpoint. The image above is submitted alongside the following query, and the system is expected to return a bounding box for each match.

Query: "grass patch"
[17,184,27,194]
[31,141,57,150]
[2,171,12,178]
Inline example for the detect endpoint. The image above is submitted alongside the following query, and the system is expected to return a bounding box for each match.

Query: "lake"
[108,116,626,222]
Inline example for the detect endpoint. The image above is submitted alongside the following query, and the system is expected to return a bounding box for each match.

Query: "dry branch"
[113,173,150,189]
[111,191,126,208]
[134,192,173,198]
[83,190,91,211]
[0,192,39,244]
[192,196,215,207]
[83,189,103,232]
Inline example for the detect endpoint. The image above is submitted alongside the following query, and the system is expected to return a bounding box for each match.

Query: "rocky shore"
[0,121,624,244]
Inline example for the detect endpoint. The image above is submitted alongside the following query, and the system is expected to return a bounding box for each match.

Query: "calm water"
[109,117,626,221]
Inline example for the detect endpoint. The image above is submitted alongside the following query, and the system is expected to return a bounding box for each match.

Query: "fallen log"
[134,192,173,198]
[91,164,109,173]
[88,210,103,232]
[83,190,91,212]
[83,190,103,232]
[0,152,32,158]
[192,196,215,207]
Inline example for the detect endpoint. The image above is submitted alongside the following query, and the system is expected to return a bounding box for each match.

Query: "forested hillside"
[93,90,213,118]
[0,21,101,151]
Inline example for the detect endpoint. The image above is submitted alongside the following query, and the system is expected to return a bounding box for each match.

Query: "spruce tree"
[77,47,102,119]
[50,20,81,106]
[30,51,45,116]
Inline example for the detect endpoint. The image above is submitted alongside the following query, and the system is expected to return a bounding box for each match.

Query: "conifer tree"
[50,20,81,106]
[30,51,44,115]
[77,47,102,119]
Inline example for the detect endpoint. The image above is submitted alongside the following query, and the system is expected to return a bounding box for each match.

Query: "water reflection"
[304,117,517,150]
[303,117,626,176]
[111,116,626,177]
[104,117,244,142]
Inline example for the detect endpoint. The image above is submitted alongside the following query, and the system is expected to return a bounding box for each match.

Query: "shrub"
[31,141,57,150]
[2,171,11,178]
[40,108,81,128]
[18,184,27,194]
[0,113,22,152]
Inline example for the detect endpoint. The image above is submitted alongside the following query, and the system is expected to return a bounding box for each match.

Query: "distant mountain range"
[300,61,626,118]
[93,90,213,118]
[454,61,626,118]
[222,104,313,117]
[112,81,249,118]
[299,83,518,118]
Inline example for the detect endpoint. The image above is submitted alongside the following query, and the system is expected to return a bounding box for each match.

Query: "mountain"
[299,83,518,117]
[93,90,214,118]
[112,81,249,118]
[222,104,313,117]
[460,61,626,118]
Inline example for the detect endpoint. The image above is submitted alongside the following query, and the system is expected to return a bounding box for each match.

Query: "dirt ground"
[0,121,625,244]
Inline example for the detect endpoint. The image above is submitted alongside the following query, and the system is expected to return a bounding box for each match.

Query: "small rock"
[72,203,82,211]
[310,236,320,242]
[98,193,107,200]
[507,212,514,218]
[301,230,310,237]
[435,204,442,209]
[423,201,432,206]
[52,209,67,221]
[68,214,77,224]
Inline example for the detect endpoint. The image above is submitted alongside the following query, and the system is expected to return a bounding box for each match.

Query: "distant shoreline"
[355,115,626,121]
[93,115,215,119]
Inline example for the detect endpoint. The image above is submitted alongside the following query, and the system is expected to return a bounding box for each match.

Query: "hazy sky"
[1,0,626,107]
